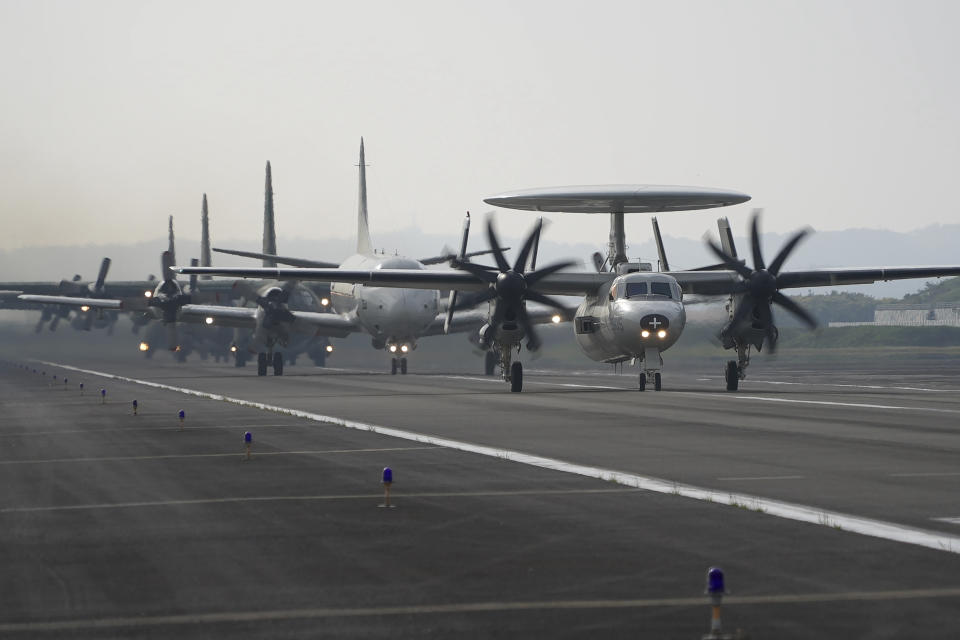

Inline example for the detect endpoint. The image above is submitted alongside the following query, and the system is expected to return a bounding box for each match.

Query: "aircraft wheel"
[484,350,496,376]
[638,373,646,392]
[654,372,662,391]
[725,360,739,391]
[257,353,268,377]
[273,352,284,376]
[391,358,398,375]
[510,361,523,392]
[400,358,408,374]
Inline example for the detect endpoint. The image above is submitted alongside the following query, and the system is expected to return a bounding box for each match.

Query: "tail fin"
[651,217,670,272]
[200,193,212,279]
[717,217,738,258]
[167,216,176,267]
[263,161,278,267]
[356,138,373,255]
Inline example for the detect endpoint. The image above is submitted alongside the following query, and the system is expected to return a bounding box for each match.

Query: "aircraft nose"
[383,290,435,332]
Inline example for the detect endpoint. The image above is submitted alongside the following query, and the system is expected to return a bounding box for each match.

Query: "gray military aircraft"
[210,140,552,375]
[179,184,960,392]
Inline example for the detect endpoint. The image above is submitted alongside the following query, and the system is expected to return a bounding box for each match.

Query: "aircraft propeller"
[256,281,297,328]
[705,209,817,352]
[148,251,192,350]
[451,217,574,351]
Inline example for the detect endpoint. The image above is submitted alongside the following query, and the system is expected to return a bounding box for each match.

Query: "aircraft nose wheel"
[654,372,662,391]
[391,358,398,375]
[725,360,739,391]
[400,358,408,374]
[510,361,523,392]
[638,373,646,391]
[257,352,268,376]
[484,350,497,376]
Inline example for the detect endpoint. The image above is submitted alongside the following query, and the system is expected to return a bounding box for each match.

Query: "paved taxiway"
[2,350,960,638]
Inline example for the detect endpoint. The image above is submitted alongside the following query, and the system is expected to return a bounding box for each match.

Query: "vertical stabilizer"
[717,217,738,258]
[263,161,278,267]
[356,138,373,255]
[651,216,670,272]
[200,193,212,279]
[167,216,176,267]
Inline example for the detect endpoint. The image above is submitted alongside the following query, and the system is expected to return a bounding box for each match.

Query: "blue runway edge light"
[707,567,725,594]
[178,410,185,419]
[382,467,393,483]
[244,432,252,443]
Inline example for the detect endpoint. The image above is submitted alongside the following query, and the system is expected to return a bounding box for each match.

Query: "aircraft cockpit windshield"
[613,275,681,301]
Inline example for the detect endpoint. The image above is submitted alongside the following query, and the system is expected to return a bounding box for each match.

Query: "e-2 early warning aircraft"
[179,184,960,392]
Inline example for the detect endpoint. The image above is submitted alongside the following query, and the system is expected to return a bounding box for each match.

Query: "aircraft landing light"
[325,345,334,353]
[138,342,150,352]
[144,290,152,298]
[657,330,667,339]
[641,330,650,338]
[80,305,90,312]
[230,345,238,353]
[205,317,214,325]
[551,315,561,324]
[400,344,409,353]
[320,298,330,306]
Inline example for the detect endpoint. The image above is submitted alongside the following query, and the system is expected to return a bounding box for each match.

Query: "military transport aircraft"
[179,184,960,392]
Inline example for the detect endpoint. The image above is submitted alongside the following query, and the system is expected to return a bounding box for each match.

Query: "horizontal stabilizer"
[212,247,339,269]
[419,247,511,266]
[18,295,123,309]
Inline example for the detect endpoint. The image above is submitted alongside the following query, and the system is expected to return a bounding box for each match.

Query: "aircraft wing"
[774,267,960,289]
[667,266,960,294]
[422,301,574,337]
[177,304,358,338]
[17,295,123,309]
[213,248,339,268]
[288,311,357,338]
[178,304,258,329]
[177,266,614,296]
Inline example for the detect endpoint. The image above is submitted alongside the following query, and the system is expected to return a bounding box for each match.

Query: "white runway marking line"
[0,446,437,466]
[892,472,960,478]
[0,487,641,513]
[933,517,960,525]
[682,392,960,415]
[33,360,960,555]
[440,374,623,391]
[752,379,951,393]
[3,588,960,631]
[717,475,805,481]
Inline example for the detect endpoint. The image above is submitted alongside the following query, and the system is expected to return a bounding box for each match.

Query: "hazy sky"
[1,0,958,255]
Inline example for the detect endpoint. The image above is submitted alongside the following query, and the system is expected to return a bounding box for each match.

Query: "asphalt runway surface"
[2,348,960,638]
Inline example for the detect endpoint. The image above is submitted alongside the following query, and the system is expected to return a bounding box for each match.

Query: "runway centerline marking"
[2,587,960,631]
[892,472,960,478]
[34,360,960,555]
[0,446,437,466]
[681,392,960,415]
[0,487,641,513]
[717,475,804,481]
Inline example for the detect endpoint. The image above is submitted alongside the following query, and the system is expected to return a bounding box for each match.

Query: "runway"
[2,348,960,638]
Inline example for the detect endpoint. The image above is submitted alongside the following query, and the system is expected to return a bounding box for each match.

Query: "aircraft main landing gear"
[257,352,284,376]
[391,358,408,375]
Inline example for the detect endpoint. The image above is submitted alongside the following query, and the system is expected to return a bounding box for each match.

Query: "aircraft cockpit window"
[624,283,648,298]
[650,282,673,298]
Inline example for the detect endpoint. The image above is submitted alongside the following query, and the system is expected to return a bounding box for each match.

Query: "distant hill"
[900,277,960,304]
[2,223,959,298]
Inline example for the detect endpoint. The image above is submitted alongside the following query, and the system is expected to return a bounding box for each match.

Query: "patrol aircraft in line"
[180,184,960,392]
[211,139,562,376]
